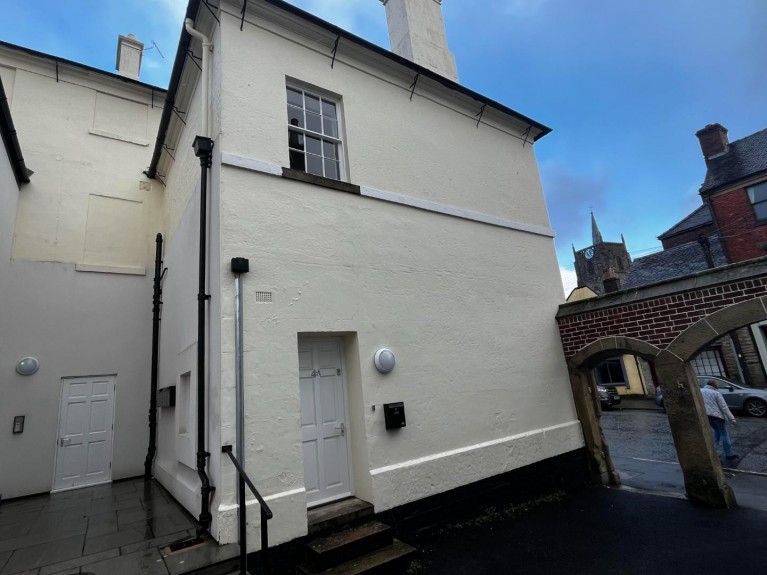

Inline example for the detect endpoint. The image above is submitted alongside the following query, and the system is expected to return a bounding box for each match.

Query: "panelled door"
[298,338,351,507]
[53,376,115,491]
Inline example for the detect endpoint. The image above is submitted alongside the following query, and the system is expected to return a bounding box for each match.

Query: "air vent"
[254,291,273,303]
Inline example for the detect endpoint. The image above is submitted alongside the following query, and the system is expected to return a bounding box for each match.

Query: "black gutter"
[146,0,202,179]
[0,39,165,93]
[0,77,31,185]
[144,233,165,480]
[260,0,551,139]
[147,0,551,180]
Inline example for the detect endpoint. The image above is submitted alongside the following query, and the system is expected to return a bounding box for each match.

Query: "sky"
[1,0,765,295]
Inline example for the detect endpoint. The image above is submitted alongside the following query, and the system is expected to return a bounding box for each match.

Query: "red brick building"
[697,124,767,263]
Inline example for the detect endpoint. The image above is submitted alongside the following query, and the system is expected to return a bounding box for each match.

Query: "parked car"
[696,376,767,418]
[654,376,767,417]
[597,385,621,409]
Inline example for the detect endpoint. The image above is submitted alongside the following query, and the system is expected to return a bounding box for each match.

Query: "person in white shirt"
[700,380,738,460]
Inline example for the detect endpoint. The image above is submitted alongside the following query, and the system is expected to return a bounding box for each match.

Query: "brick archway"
[558,259,767,508]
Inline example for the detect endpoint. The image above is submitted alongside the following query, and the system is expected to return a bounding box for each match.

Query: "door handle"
[59,437,71,447]
[334,423,346,436]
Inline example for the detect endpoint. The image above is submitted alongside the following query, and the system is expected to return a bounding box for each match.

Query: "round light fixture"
[16,357,40,376]
[374,348,396,374]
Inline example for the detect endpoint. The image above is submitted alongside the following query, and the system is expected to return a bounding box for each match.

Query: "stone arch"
[568,336,662,370]
[667,297,767,362]
[566,336,736,507]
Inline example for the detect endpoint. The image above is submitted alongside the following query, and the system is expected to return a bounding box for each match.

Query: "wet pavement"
[409,477,767,574]
[601,408,767,474]
[0,478,197,575]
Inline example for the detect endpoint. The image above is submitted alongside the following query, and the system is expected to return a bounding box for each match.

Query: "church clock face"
[584,247,595,260]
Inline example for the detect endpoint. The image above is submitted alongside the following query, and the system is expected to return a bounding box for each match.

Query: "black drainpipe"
[144,233,165,480]
[193,135,215,533]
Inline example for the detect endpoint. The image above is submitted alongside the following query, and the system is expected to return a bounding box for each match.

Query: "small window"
[287,85,343,181]
[594,358,627,386]
[747,181,767,222]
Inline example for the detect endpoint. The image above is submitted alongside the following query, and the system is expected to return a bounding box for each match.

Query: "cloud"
[560,267,578,296]
[285,0,386,41]
[540,163,610,250]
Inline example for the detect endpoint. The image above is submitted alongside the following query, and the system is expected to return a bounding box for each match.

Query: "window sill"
[282,168,360,195]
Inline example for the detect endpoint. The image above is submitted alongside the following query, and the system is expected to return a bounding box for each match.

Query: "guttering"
[0,76,31,185]
[145,0,202,179]
[186,14,216,535]
[147,0,551,179]
[184,18,212,137]
[0,39,164,93]
[258,0,551,139]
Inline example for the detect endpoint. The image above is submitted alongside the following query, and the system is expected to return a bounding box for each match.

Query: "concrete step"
[305,521,393,570]
[296,539,417,575]
[308,498,374,535]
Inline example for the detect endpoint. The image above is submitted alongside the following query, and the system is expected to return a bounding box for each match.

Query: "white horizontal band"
[221,151,555,238]
[218,486,306,512]
[370,421,580,476]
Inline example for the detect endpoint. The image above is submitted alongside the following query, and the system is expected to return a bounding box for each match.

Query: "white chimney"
[380,0,458,82]
[116,34,144,80]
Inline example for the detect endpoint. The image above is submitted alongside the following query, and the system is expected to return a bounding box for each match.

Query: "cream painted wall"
[205,5,580,548]
[1,48,164,270]
[0,46,164,498]
[219,6,548,225]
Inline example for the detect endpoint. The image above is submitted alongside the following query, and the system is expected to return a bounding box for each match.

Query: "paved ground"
[0,479,197,575]
[601,407,767,474]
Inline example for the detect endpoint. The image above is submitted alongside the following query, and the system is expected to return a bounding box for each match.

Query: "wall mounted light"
[16,357,40,376]
[374,348,396,374]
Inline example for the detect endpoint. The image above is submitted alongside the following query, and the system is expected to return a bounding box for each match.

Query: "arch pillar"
[654,350,736,508]
[567,364,620,487]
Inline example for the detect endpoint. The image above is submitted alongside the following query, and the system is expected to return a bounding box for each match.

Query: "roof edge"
[0,39,166,93]
[259,0,551,139]
[0,76,30,185]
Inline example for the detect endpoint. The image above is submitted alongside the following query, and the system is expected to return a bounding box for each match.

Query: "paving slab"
[1,534,83,575]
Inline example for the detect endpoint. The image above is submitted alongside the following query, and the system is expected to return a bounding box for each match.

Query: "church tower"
[572,213,632,295]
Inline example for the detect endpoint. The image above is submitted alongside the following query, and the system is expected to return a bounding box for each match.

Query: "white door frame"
[299,336,354,508]
[52,375,117,492]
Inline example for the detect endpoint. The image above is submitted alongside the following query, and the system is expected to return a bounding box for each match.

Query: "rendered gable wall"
[207,4,581,548]
[0,47,165,498]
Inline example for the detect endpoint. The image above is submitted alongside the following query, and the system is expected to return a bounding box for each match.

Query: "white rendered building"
[0,0,585,556]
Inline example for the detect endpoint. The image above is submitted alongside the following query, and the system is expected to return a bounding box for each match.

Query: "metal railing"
[222,445,274,574]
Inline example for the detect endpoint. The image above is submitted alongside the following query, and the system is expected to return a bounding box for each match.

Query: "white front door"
[53,376,116,491]
[299,338,351,507]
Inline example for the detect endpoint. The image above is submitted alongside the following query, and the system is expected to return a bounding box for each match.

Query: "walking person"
[700,379,738,460]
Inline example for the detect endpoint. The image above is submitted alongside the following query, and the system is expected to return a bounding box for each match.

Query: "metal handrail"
[222,445,273,574]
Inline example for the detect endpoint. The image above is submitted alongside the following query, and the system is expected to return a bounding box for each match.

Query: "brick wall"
[710,188,767,262]
[557,278,767,358]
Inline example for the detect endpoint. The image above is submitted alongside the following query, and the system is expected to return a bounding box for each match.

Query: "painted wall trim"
[361,186,555,238]
[222,152,285,176]
[75,264,147,275]
[370,420,580,476]
[221,152,556,238]
[218,486,306,513]
[88,128,149,147]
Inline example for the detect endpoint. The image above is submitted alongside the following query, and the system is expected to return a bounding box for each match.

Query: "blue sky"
[1,0,765,293]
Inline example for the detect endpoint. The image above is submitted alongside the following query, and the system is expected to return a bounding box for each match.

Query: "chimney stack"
[116,34,144,80]
[696,123,729,160]
[380,0,458,82]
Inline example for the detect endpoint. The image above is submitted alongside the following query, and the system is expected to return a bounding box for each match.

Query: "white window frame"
[747,181,767,223]
[286,81,346,182]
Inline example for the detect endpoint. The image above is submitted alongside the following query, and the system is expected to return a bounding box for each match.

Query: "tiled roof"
[700,128,767,194]
[623,234,728,289]
[657,205,713,240]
